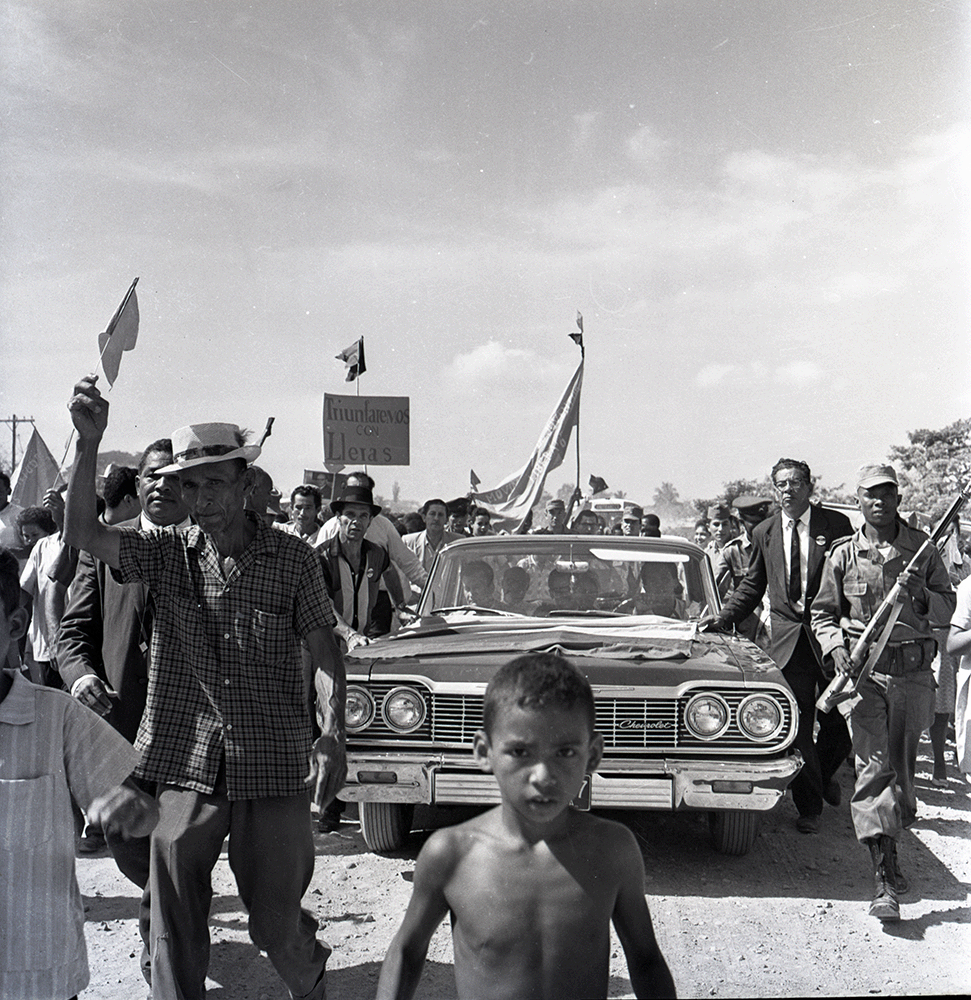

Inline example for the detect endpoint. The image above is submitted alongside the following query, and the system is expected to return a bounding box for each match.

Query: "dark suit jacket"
[57,517,152,743]
[719,505,853,670]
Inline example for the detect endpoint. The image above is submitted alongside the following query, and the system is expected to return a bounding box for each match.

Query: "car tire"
[708,810,761,855]
[359,802,414,852]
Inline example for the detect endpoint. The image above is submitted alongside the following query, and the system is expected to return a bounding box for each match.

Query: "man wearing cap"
[533,497,568,534]
[704,459,853,834]
[712,495,773,646]
[64,376,344,1000]
[812,464,954,921]
[622,505,643,536]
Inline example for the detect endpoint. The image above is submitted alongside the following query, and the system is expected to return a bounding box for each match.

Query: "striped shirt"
[116,514,338,799]
[0,671,139,1000]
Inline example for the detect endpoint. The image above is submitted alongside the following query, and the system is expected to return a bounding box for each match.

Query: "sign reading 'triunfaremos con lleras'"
[323,394,410,466]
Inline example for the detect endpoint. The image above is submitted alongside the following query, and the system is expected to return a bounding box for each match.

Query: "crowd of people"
[1,377,969,997]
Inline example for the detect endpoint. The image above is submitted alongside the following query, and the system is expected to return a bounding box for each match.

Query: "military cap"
[624,505,644,521]
[707,503,733,521]
[856,464,898,489]
[732,494,773,519]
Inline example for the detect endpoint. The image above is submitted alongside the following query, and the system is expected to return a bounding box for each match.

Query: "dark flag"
[568,310,584,350]
[336,336,366,381]
[588,475,608,495]
[470,469,481,488]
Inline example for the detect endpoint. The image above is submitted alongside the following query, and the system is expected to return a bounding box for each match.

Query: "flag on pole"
[472,361,583,528]
[470,469,481,489]
[10,428,66,508]
[336,337,366,381]
[98,278,140,386]
[568,310,583,350]
[588,474,608,495]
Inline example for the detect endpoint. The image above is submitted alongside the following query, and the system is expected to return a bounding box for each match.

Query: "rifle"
[816,479,971,713]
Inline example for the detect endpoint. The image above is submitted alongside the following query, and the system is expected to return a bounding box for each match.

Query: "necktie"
[788,519,801,605]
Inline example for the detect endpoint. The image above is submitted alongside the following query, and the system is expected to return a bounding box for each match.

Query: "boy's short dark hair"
[0,470,11,491]
[483,653,595,737]
[103,466,138,508]
[0,546,20,614]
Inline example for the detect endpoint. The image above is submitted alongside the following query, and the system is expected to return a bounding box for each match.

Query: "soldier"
[713,494,773,646]
[812,464,955,922]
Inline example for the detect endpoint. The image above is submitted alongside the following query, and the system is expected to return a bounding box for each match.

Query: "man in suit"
[704,458,853,833]
[57,437,190,984]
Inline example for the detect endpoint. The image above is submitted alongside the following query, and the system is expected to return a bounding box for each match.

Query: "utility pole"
[0,414,35,472]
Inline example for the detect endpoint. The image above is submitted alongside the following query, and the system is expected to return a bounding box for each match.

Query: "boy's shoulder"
[564,808,641,854]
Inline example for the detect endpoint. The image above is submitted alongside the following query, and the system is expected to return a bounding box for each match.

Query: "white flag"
[474,361,583,527]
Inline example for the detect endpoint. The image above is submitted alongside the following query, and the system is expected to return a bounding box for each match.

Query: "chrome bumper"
[339,752,803,812]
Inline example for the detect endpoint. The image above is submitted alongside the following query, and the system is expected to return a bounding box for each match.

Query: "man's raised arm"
[64,376,122,569]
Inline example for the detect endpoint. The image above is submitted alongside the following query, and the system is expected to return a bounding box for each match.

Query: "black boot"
[889,839,908,893]
[866,836,899,922]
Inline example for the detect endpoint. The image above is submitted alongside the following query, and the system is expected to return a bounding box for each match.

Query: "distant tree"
[652,482,681,509]
[609,489,627,500]
[392,481,400,504]
[888,418,971,519]
[556,482,576,503]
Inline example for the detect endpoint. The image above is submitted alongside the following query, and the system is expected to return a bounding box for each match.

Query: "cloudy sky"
[2,1,969,508]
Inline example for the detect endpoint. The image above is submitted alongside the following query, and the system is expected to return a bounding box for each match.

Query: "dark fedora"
[330,486,382,517]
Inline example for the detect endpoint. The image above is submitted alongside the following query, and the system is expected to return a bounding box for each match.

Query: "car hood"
[348,615,781,687]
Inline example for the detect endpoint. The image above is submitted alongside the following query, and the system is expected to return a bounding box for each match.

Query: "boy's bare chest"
[447,844,615,948]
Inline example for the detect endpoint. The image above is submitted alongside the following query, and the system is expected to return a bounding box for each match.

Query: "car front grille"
[352,682,793,754]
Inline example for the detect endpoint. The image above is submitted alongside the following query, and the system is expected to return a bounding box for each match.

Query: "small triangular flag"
[589,474,608,495]
[97,278,140,386]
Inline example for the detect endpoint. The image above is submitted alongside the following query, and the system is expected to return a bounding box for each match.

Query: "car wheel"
[708,810,761,855]
[359,802,414,852]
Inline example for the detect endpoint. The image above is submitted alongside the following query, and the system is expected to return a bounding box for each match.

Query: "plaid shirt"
[117,514,337,799]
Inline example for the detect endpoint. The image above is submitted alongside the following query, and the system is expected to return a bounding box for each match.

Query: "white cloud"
[443,340,540,387]
[696,361,824,388]
[626,125,668,166]
[774,361,823,386]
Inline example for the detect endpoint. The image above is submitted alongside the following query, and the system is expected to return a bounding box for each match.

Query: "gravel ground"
[78,738,970,999]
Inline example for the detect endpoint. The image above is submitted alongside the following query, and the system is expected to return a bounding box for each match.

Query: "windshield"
[417,536,715,620]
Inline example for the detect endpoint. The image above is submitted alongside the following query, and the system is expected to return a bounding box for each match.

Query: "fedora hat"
[331,485,382,517]
[154,423,261,475]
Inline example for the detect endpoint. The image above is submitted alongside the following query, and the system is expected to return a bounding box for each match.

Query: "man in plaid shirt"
[65,375,344,1000]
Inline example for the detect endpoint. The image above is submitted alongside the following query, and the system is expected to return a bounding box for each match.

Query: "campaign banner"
[302,469,349,500]
[323,394,410,466]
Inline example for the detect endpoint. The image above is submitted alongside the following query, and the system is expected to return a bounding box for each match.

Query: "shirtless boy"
[377,652,676,1000]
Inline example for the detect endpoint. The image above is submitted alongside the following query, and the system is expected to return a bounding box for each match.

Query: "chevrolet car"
[339,533,802,855]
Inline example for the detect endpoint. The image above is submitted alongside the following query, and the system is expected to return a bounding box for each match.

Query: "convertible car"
[339,533,802,855]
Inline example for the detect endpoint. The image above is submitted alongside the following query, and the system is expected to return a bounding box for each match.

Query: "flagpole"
[573,312,584,496]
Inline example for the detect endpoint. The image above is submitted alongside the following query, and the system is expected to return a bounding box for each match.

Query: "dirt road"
[78,742,969,998]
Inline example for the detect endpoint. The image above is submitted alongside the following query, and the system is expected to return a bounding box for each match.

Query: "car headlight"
[345,685,375,733]
[737,694,784,741]
[381,686,427,733]
[684,692,730,740]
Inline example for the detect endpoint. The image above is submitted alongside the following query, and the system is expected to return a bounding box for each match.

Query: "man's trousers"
[149,783,329,1000]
